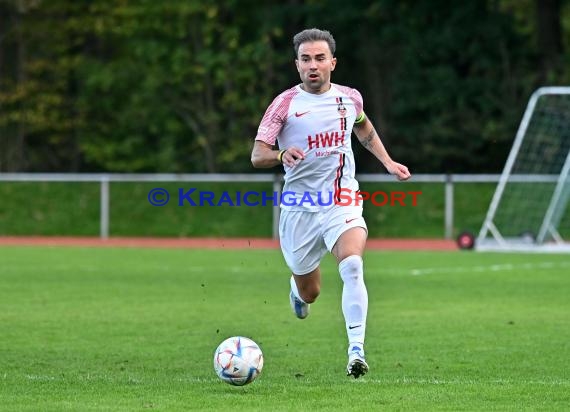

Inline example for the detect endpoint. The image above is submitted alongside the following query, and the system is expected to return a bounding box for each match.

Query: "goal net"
[477,87,570,252]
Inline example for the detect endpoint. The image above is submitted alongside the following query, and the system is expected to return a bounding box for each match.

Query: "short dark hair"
[293,28,336,57]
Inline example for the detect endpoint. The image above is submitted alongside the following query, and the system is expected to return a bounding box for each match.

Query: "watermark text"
[147,188,422,207]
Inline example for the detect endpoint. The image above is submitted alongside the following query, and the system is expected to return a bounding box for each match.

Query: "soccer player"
[251,28,411,378]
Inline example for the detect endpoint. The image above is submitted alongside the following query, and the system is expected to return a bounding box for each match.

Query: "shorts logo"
[345,217,359,224]
[295,111,311,117]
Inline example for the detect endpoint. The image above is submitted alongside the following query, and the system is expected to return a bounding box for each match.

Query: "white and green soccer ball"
[213,336,264,386]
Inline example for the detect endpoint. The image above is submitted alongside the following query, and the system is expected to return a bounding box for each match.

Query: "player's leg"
[291,267,321,303]
[280,210,327,319]
[289,266,321,319]
[324,206,369,378]
[332,226,369,378]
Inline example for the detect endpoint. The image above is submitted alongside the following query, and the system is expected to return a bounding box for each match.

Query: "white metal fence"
[0,173,503,239]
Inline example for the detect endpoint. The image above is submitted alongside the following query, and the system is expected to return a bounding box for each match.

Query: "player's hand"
[281,147,305,168]
[387,161,411,181]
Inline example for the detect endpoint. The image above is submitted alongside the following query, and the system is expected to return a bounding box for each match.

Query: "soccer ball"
[213,336,264,386]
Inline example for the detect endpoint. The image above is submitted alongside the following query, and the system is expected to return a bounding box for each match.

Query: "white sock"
[290,275,306,303]
[338,255,368,350]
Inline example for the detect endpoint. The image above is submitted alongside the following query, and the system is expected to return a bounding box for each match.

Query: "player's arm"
[251,141,305,168]
[353,113,411,181]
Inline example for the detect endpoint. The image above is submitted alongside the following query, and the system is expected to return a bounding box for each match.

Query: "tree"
[0,0,567,173]
[536,0,564,81]
[0,0,89,171]
[73,0,292,172]
[299,0,536,172]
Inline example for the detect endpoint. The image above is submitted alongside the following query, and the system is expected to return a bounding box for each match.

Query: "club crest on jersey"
[336,97,347,117]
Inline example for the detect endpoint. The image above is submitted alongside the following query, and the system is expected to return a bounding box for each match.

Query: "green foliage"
[301,0,539,172]
[0,0,568,173]
[0,0,87,171]
[75,1,287,172]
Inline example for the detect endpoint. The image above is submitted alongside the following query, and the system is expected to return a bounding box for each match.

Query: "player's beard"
[303,73,329,94]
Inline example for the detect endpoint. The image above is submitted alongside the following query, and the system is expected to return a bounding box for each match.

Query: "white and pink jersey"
[256,83,364,211]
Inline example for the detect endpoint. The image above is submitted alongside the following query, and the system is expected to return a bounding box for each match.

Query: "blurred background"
[0,0,569,240]
[1,0,568,175]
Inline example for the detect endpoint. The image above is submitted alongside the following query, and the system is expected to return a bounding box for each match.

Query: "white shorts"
[279,205,367,275]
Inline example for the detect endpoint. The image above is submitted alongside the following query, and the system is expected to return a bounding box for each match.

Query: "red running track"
[0,236,457,251]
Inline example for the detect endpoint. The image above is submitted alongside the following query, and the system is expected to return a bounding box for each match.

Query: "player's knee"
[299,284,320,303]
[339,255,363,284]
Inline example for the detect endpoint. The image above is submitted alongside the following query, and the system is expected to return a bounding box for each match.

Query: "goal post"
[477,87,570,252]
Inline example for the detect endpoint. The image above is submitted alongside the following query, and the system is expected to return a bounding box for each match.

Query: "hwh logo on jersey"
[307,131,345,149]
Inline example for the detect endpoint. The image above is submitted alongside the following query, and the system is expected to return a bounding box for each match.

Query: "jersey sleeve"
[349,88,364,120]
[255,89,296,145]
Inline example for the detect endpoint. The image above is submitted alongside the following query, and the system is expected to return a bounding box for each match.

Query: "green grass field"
[1,246,569,411]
